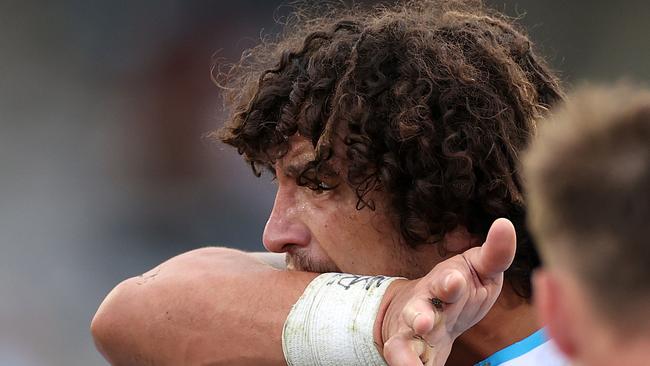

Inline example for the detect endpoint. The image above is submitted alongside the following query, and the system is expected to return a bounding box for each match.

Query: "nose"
[262,185,311,253]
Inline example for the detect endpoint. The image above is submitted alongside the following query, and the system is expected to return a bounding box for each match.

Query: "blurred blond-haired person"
[525,84,650,366]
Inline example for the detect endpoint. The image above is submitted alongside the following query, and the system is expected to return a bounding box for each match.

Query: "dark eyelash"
[297,173,338,192]
[314,181,337,191]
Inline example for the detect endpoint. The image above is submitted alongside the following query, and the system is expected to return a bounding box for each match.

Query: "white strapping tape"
[282,272,402,366]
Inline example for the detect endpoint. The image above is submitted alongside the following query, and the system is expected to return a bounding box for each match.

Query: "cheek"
[315,205,355,244]
[314,206,364,266]
[291,189,349,245]
[294,188,398,272]
[295,186,355,229]
[325,209,393,270]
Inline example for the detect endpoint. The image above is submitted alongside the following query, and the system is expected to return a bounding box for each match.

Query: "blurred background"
[0,0,648,365]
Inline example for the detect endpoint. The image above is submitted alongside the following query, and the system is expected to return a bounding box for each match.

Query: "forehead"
[277,135,345,173]
[275,136,315,176]
[281,135,316,164]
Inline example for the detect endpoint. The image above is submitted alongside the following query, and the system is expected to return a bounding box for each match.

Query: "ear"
[533,269,578,359]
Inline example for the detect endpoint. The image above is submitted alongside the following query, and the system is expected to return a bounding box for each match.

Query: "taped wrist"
[282,272,401,366]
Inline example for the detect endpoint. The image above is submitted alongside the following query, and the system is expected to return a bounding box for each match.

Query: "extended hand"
[381,218,517,366]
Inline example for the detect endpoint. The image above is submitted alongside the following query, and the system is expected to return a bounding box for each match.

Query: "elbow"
[91,277,143,365]
[90,247,245,365]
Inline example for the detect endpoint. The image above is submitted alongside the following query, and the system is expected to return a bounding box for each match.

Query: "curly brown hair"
[215,0,564,298]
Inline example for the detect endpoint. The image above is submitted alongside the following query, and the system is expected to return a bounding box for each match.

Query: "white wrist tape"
[282,272,401,366]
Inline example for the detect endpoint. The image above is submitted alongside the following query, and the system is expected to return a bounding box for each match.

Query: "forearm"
[91,247,316,366]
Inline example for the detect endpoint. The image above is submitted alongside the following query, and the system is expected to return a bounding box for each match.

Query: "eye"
[313,180,336,194]
[296,166,339,194]
[317,181,334,190]
[300,177,338,195]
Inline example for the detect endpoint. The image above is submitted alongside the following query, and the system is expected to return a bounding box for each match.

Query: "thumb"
[472,218,517,281]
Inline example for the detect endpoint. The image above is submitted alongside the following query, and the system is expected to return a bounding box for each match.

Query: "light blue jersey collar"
[474,329,547,366]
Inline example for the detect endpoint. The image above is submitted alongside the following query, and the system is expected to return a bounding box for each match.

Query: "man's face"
[262,135,431,277]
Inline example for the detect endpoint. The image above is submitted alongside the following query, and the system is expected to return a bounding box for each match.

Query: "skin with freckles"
[264,135,451,279]
[263,135,535,365]
[90,130,526,366]
[90,133,534,366]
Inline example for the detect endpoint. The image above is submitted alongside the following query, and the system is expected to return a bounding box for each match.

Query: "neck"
[581,331,650,366]
[446,284,539,365]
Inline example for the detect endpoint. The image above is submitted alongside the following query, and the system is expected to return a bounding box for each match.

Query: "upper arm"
[91,247,315,366]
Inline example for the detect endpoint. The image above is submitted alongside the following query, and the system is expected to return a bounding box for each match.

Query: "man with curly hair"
[92,1,567,365]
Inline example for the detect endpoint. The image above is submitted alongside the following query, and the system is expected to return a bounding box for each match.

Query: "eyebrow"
[282,159,339,179]
[283,161,307,178]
